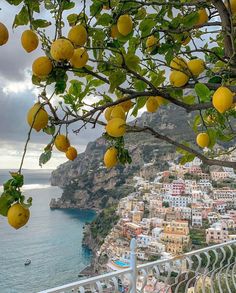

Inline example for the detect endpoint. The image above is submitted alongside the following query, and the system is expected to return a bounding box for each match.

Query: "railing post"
[130,238,137,293]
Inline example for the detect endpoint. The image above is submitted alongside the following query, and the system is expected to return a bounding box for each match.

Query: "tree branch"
[130,125,236,168]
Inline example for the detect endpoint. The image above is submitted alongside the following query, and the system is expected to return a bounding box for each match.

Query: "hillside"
[50,104,194,210]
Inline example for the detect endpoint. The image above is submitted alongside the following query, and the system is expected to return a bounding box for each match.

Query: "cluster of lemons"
[103,100,133,168]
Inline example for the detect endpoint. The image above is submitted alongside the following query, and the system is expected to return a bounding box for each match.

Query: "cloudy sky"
[0,2,103,170]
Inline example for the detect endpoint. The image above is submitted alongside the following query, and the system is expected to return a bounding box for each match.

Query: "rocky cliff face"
[50,104,194,209]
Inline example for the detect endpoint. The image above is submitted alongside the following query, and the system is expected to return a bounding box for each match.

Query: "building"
[123,222,142,239]
[160,221,190,254]
[191,207,203,227]
[206,221,228,244]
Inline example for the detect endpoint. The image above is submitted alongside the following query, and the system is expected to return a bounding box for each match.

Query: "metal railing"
[38,239,236,293]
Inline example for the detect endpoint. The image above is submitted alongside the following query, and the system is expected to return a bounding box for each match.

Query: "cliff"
[50,104,194,210]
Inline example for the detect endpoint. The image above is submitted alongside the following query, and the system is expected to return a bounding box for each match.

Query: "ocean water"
[0,170,96,293]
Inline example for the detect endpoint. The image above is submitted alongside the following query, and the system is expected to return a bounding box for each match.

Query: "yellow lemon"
[21,30,39,53]
[196,132,210,148]
[169,71,189,87]
[187,59,205,76]
[110,106,126,120]
[0,22,9,45]
[66,146,77,161]
[104,147,118,168]
[156,96,168,106]
[7,203,30,230]
[227,0,236,14]
[170,57,187,70]
[68,25,87,46]
[212,86,234,113]
[120,99,133,112]
[196,8,208,26]
[50,38,74,61]
[146,35,158,51]
[146,96,159,112]
[106,118,126,137]
[55,134,70,152]
[104,107,114,121]
[117,14,133,36]
[27,103,49,132]
[111,24,121,39]
[70,47,88,68]
[32,56,53,78]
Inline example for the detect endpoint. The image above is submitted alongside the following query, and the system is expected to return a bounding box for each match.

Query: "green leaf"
[62,1,75,10]
[69,80,82,96]
[192,114,201,132]
[39,150,52,167]
[109,70,126,93]
[139,18,156,37]
[182,12,199,28]
[43,125,55,135]
[10,172,24,188]
[207,128,216,148]
[124,53,140,70]
[134,80,147,91]
[183,95,195,105]
[55,80,67,94]
[0,194,12,216]
[208,76,222,84]
[32,19,51,29]
[13,5,29,28]
[194,83,211,102]
[96,13,112,26]
[67,13,78,26]
[131,96,146,117]
[6,0,23,5]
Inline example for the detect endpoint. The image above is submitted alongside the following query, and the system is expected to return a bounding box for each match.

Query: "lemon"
[187,59,205,76]
[68,25,87,46]
[21,30,39,53]
[7,203,30,230]
[196,132,210,148]
[169,71,189,87]
[170,57,187,70]
[27,103,49,132]
[156,96,168,106]
[212,86,234,113]
[117,14,133,36]
[104,107,114,121]
[120,99,133,112]
[50,38,74,61]
[146,96,159,112]
[227,0,236,13]
[110,106,126,120]
[0,22,9,46]
[106,118,126,137]
[104,147,118,168]
[196,8,208,25]
[111,25,121,39]
[32,56,53,78]
[70,47,88,68]
[146,35,158,51]
[66,146,77,161]
[55,134,70,152]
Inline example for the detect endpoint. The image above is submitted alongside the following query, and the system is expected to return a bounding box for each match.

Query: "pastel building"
[206,221,228,244]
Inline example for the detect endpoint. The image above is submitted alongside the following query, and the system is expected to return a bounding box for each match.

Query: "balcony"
[38,239,236,293]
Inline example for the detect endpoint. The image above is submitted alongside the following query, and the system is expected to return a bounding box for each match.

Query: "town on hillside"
[95,157,236,277]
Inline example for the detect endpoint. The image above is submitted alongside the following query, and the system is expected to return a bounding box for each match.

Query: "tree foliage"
[1,0,236,221]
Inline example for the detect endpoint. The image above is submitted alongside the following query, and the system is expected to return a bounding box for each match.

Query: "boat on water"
[24,259,31,266]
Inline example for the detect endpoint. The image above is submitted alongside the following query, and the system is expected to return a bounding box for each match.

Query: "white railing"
[38,239,236,293]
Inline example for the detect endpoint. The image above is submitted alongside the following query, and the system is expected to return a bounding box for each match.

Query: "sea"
[0,169,96,293]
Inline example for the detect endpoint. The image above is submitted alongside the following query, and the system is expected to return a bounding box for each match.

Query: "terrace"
[39,239,236,293]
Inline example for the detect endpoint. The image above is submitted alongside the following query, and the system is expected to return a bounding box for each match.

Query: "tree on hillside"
[1,0,236,228]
